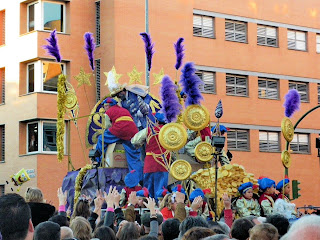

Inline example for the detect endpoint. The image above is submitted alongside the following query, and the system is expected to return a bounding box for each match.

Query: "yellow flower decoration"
[153,68,165,85]
[128,66,143,84]
[104,66,122,86]
[74,67,92,87]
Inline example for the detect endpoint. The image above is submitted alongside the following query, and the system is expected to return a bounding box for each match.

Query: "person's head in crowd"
[249,223,278,240]
[238,182,254,200]
[280,215,320,240]
[181,227,215,240]
[207,221,230,235]
[34,221,60,240]
[179,216,209,238]
[265,214,289,237]
[159,193,177,211]
[230,218,254,240]
[189,188,204,205]
[136,188,149,207]
[0,193,34,240]
[276,178,290,195]
[244,216,265,226]
[49,215,69,227]
[202,234,230,240]
[60,226,74,240]
[25,187,44,203]
[71,198,90,220]
[259,178,276,195]
[162,218,180,240]
[141,212,163,235]
[118,222,140,240]
[69,216,92,240]
[93,226,116,240]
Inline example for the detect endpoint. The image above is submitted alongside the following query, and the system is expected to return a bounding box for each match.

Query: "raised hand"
[104,186,114,208]
[222,193,231,209]
[57,187,68,206]
[175,191,185,204]
[94,189,105,214]
[128,191,138,206]
[191,196,202,211]
[143,197,156,215]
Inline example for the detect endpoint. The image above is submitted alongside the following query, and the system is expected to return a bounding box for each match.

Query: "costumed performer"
[258,177,276,216]
[120,170,142,207]
[95,97,143,181]
[131,112,170,198]
[211,125,232,166]
[187,188,210,220]
[274,178,297,219]
[236,182,260,217]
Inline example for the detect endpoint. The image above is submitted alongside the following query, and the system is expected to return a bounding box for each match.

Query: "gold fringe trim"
[57,74,66,162]
[74,164,93,205]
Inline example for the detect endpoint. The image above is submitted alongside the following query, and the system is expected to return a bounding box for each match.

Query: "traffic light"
[292,180,301,200]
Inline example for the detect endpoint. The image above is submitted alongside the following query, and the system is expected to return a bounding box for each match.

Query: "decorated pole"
[145,0,149,86]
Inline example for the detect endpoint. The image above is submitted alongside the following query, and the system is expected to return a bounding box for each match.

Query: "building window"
[0,125,4,163]
[259,131,280,152]
[291,133,309,153]
[0,185,4,196]
[225,20,247,43]
[95,1,101,46]
[95,59,101,102]
[289,81,308,102]
[0,68,5,104]
[318,84,320,104]
[193,15,214,38]
[195,71,215,94]
[257,25,277,47]
[287,30,306,51]
[258,78,279,100]
[317,35,320,53]
[27,1,65,33]
[226,74,248,96]
[227,129,250,151]
[27,61,66,93]
[0,10,5,45]
[27,121,65,154]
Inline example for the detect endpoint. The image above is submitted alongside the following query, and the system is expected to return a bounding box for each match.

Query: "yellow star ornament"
[128,66,143,84]
[153,68,165,85]
[104,66,122,86]
[74,67,92,87]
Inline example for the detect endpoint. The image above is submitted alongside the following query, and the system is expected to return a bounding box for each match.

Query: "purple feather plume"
[84,32,96,71]
[174,38,185,70]
[160,75,182,123]
[140,32,155,72]
[43,29,61,62]
[179,62,203,107]
[284,89,300,117]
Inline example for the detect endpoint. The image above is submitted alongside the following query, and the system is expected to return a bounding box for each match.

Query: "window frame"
[290,133,310,154]
[227,129,250,151]
[95,59,101,102]
[317,34,320,53]
[288,81,309,103]
[195,70,216,94]
[193,14,215,38]
[259,131,281,152]
[257,25,278,47]
[225,19,247,43]
[226,74,248,97]
[27,60,66,94]
[287,30,307,51]
[258,78,279,100]
[27,120,66,155]
[95,1,101,46]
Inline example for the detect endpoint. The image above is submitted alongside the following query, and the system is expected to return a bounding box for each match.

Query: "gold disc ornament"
[170,160,192,180]
[195,141,214,162]
[281,117,294,142]
[281,150,292,168]
[183,105,210,131]
[159,123,187,151]
[65,92,78,110]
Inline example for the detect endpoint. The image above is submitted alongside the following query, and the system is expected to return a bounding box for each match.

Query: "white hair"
[60,226,73,240]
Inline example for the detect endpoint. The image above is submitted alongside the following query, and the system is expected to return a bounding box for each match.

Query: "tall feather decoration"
[284,89,300,117]
[160,75,182,123]
[84,32,96,71]
[140,32,155,71]
[174,38,185,70]
[43,29,61,62]
[179,62,203,107]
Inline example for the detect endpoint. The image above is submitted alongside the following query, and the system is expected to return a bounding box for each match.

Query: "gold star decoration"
[128,66,143,84]
[153,68,165,85]
[74,67,92,87]
[104,66,122,86]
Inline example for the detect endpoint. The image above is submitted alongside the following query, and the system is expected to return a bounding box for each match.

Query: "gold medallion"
[170,160,192,180]
[195,142,214,162]
[65,92,78,110]
[183,105,210,131]
[281,117,294,142]
[281,150,291,168]
[159,123,187,151]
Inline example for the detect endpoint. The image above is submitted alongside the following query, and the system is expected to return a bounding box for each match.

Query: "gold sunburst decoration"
[170,160,192,180]
[153,68,165,85]
[183,105,210,131]
[281,117,294,142]
[128,66,143,84]
[158,123,187,151]
[74,67,92,87]
[195,141,214,162]
[281,150,292,168]
[104,66,122,86]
